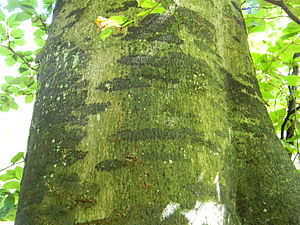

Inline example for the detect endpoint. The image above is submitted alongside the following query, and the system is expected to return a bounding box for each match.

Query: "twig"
[0,161,24,173]
[264,0,300,25]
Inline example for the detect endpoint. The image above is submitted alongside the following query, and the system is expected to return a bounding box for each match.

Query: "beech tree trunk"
[16,0,300,224]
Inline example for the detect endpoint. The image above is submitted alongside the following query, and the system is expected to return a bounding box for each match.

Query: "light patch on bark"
[160,202,180,221]
[214,173,221,202]
[183,202,225,225]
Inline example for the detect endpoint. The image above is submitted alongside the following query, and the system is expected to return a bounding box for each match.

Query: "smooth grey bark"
[15,0,300,224]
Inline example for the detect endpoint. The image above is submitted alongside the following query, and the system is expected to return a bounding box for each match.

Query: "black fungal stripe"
[106,1,138,13]
[83,102,112,114]
[140,74,179,84]
[110,128,201,142]
[96,78,150,92]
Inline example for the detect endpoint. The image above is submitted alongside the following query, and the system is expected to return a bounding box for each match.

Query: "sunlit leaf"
[284,75,300,86]
[10,152,24,163]
[0,174,15,182]
[0,24,6,34]
[15,12,32,21]
[7,14,21,28]
[99,27,114,40]
[25,94,34,103]
[0,47,13,56]
[10,29,25,39]
[2,181,20,190]
[109,16,128,25]
[137,0,158,8]
[5,56,17,67]
[15,166,23,181]
[9,101,18,110]
[136,9,151,17]
[34,37,45,47]
[0,8,6,21]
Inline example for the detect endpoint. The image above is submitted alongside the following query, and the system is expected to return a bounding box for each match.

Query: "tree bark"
[16,0,300,224]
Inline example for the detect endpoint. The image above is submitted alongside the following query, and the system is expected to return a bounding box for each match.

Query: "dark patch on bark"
[97,78,150,92]
[123,7,216,44]
[83,102,112,114]
[140,73,179,84]
[64,21,76,29]
[52,0,69,19]
[16,41,96,224]
[232,15,247,33]
[233,36,241,43]
[106,1,138,13]
[118,52,210,77]
[147,33,184,44]
[66,7,85,21]
[194,39,216,54]
[84,37,92,42]
[178,7,216,41]
[95,160,128,171]
[64,150,88,165]
[110,128,200,142]
[231,1,243,17]
[221,66,269,123]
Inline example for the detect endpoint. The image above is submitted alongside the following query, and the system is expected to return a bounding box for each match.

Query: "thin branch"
[0,161,24,173]
[264,0,300,25]
[245,16,289,20]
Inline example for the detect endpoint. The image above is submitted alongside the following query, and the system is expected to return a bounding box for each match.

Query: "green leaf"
[109,16,128,25]
[10,152,24,163]
[284,75,300,86]
[137,0,158,8]
[4,196,15,208]
[286,134,300,142]
[1,104,10,112]
[7,14,21,28]
[122,19,135,27]
[5,56,17,67]
[2,181,20,190]
[136,9,151,17]
[1,83,11,92]
[15,12,32,21]
[6,0,20,12]
[0,24,6,34]
[10,29,25,39]
[14,38,26,46]
[25,94,34,103]
[34,37,45,47]
[282,141,297,154]
[14,166,23,181]
[0,47,13,56]
[18,65,30,75]
[0,174,15,182]
[21,0,38,8]
[0,9,6,21]
[7,85,19,93]
[43,0,55,4]
[151,7,165,14]
[9,101,18,110]
[5,76,16,84]
[99,27,114,40]
[34,28,46,37]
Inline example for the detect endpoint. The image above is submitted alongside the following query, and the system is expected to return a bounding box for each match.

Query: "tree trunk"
[15,0,300,224]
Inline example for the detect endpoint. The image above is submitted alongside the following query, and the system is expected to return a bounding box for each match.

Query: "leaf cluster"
[0,152,24,221]
[97,0,165,40]
[0,0,54,112]
[244,0,300,158]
